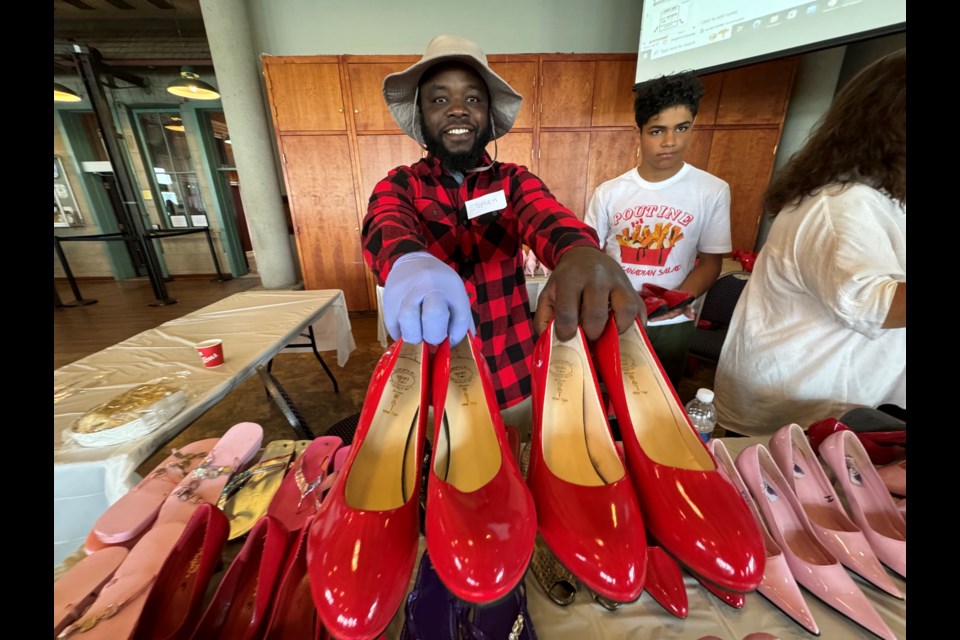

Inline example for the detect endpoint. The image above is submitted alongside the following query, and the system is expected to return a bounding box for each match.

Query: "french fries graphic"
[616,223,685,264]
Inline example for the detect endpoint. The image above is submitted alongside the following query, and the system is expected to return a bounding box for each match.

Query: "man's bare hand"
[533,247,642,341]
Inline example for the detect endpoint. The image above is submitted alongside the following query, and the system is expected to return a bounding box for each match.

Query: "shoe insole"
[757,464,833,566]
[788,441,858,533]
[346,342,422,511]
[843,449,906,541]
[434,344,500,493]
[617,326,713,470]
[541,336,622,487]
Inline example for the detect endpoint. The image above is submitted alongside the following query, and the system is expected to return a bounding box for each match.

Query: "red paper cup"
[195,339,224,368]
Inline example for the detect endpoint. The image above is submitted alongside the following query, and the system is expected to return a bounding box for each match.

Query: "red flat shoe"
[593,315,764,593]
[694,572,745,609]
[132,503,230,640]
[641,294,669,319]
[264,517,323,640]
[643,545,688,619]
[426,336,537,603]
[307,339,429,640]
[192,515,293,640]
[527,320,647,603]
[641,283,696,314]
[807,417,905,466]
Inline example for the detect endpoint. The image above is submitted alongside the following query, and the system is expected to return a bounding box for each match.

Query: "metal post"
[67,43,177,306]
[53,236,97,306]
[202,227,231,282]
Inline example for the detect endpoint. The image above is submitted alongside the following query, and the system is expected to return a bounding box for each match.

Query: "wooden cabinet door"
[585,130,637,209]
[715,58,797,126]
[696,73,724,126]
[488,59,538,130]
[279,134,372,310]
[537,131,591,219]
[345,61,416,132]
[355,135,425,208]
[707,129,781,252]
[592,60,637,127]
[264,60,346,132]
[487,132,534,168]
[540,61,595,128]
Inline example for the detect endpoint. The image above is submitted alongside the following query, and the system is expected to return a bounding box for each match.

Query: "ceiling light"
[54,82,82,102]
[166,66,220,100]
[164,116,186,132]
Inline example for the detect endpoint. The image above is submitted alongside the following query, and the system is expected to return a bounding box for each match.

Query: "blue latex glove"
[382,251,475,346]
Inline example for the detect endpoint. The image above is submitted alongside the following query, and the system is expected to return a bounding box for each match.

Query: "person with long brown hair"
[713,48,906,436]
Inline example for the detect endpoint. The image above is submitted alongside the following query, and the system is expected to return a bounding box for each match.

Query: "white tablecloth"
[53,290,355,567]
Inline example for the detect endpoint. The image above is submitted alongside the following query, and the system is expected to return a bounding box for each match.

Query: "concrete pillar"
[199,0,297,288]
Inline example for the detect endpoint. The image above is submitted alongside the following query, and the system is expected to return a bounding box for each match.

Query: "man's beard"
[420,115,492,173]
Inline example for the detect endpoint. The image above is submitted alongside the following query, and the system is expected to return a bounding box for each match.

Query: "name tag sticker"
[465,190,507,220]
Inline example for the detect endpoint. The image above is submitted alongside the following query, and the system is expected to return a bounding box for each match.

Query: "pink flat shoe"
[643,545,688,619]
[307,339,429,640]
[769,423,901,598]
[426,336,537,603]
[93,439,220,544]
[154,422,264,527]
[876,459,906,497]
[54,547,129,637]
[57,522,187,639]
[527,321,647,603]
[735,444,896,640]
[592,315,763,592]
[820,430,907,579]
[707,439,818,635]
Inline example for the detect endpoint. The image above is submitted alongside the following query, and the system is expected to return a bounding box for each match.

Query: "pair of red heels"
[807,417,906,466]
[528,315,765,606]
[306,336,537,640]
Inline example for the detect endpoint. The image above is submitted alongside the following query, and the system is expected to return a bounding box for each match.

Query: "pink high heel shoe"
[819,430,906,579]
[769,423,902,598]
[592,315,763,592]
[426,335,537,603]
[527,320,647,603]
[735,444,896,640]
[307,339,429,640]
[876,459,906,497]
[708,439,818,635]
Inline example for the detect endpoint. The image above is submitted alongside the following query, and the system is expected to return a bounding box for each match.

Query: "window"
[135,111,208,228]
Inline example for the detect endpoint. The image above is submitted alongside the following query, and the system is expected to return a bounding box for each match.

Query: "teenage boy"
[585,71,732,386]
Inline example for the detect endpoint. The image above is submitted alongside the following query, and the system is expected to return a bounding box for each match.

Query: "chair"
[688,271,750,364]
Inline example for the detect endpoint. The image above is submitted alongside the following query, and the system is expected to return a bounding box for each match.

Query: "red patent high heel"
[592,315,764,593]
[527,320,647,603]
[426,335,537,603]
[307,339,429,640]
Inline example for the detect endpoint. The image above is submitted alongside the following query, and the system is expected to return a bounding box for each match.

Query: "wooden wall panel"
[707,129,780,252]
[540,61,595,128]
[585,130,638,210]
[488,61,538,130]
[538,132,591,219]
[592,60,637,127]
[487,132,534,168]
[345,62,412,131]
[265,62,346,132]
[355,135,425,205]
[716,58,797,126]
[696,73,724,126]
[280,135,371,309]
[684,129,715,172]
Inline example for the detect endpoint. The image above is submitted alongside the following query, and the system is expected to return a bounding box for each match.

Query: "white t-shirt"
[585,164,732,325]
[713,183,906,437]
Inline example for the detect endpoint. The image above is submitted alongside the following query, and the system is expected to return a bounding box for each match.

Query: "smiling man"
[362,35,640,419]
[585,71,732,386]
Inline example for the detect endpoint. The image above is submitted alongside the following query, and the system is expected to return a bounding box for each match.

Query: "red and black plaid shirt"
[362,153,600,409]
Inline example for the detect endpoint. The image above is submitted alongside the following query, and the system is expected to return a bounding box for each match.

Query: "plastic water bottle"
[685,388,716,442]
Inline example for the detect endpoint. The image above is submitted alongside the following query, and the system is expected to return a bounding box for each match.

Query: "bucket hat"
[383,34,523,146]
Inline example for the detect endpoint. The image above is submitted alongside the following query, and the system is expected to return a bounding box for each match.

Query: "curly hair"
[765,48,906,217]
[632,71,705,128]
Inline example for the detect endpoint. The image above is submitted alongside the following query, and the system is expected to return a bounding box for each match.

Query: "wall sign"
[54,156,85,227]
